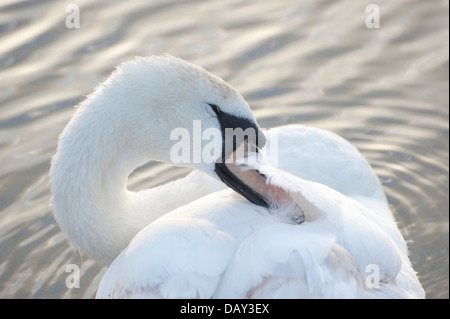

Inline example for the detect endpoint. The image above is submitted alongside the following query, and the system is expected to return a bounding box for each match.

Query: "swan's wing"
[215,219,422,298]
[97,124,424,299]
[96,216,236,298]
[224,132,423,298]
[96,191,262,299]
[97,181,424,299]
[264,125,414,266]
[96,191,376,299]
[214,221,369,298]
[265,125,390,215]
[249,164,424,298]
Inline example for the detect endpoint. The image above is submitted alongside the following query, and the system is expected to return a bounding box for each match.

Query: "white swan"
[50,55,424,298]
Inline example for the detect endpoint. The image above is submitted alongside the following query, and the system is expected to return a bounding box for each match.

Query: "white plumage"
[50,55,424,298]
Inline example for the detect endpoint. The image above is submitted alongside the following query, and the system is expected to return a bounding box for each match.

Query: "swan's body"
[50,56,424,298]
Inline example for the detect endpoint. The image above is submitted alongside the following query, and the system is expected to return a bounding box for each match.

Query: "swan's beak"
[214,113,270,207]
[215,158,270,207]
[213,113,302,221]
[215,137,304,224]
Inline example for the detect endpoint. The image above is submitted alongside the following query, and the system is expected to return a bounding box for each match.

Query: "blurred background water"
[0,0,448,298]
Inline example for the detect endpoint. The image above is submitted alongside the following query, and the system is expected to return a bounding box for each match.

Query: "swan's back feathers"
[214,222,363,298]
[96,125,425,299]
[97,192,264,298]
[98,175,423,298]
[265,125,390,214]
[102,218,235,298]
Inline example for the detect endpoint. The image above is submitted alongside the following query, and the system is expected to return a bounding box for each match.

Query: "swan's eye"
[209,104,221,115]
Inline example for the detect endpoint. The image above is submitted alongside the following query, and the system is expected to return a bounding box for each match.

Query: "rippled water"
[0,0,448,298]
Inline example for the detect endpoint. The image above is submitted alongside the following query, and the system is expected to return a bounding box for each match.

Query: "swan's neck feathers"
[51,94,167,265]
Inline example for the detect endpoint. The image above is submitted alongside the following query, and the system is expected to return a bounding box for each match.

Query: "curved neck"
[51,103,176,265]
[51,105,224,265]
[51,122,136,264]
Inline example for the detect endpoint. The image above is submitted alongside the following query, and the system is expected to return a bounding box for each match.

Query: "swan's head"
[86,55,268,206]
